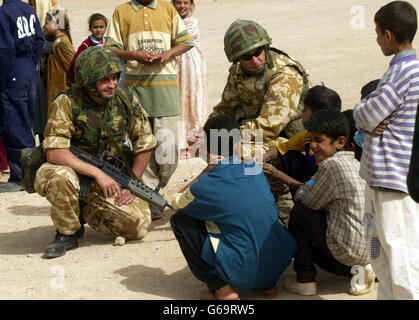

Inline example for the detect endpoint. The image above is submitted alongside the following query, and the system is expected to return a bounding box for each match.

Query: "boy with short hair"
[170,113,297,300]
[342,109,363,161]
[353,1,419,300]
[283,110,374,296]
[350,79,381,156]
[263,85,342,193]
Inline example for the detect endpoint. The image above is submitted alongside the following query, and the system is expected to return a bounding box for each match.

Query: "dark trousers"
[288,202,352,282]
[0,82,36,184]
[280,151,318,198]
[170,212,226,291]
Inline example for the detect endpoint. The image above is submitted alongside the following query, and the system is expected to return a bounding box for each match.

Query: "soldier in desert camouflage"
[210,19,311,160]
[34,46,156,258]
[200,19,311,202]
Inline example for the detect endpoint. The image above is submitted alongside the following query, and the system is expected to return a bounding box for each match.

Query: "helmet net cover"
[224,19,272,62]
[75,46,122,86]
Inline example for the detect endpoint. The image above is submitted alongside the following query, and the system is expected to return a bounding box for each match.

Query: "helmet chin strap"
[242,64,266,76]
[86,84,115,102]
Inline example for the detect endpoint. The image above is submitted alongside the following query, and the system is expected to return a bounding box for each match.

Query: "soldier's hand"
[115,189,135,206]
[95,172,121,199]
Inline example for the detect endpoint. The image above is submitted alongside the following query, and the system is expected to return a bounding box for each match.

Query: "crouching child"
[284,110,375,296]
[170,114,297,300]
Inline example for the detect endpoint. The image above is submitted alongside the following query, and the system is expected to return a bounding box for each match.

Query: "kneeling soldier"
[35,46,156,258]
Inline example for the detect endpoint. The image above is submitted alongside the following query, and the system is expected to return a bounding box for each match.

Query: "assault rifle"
[69,144,173,210]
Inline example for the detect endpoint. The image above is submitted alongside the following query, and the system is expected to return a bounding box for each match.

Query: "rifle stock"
[69,145,172,210]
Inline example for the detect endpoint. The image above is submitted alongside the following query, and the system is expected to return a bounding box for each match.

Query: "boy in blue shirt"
[170,114,297,300]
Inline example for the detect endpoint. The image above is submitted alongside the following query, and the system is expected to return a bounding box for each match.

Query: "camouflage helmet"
[224,19,272,62]
[75,46,122,86]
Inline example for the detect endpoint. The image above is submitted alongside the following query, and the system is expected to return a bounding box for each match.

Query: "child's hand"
[263,162,281,179]
[263,147,279,162]
[371,119,390,136]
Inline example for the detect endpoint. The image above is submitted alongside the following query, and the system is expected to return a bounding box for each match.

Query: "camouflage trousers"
[34,163,152,238]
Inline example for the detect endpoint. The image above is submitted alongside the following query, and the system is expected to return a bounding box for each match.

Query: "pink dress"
[176,16,208,150]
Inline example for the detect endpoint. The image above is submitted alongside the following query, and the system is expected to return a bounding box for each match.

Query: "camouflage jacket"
[43,87,156,160]
[212,48,310,157]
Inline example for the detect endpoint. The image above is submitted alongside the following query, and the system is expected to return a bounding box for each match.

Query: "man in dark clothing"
[0,0,44,192]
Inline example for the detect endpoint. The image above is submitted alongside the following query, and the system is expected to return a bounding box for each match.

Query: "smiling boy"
[283,110,374,296]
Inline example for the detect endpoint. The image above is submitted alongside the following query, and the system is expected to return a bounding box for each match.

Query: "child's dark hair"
[375,1,417,44]
[341,110,357,146]
[88,13,108,29]
[305,109,349,143]
[203,114,241,158]
[361,79,380,99]
[304,85,342,113]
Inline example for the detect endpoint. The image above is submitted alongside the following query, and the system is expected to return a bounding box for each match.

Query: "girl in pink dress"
[172,0,208,158]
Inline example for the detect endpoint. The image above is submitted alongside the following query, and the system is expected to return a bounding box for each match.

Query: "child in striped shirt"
[353,0,419,300]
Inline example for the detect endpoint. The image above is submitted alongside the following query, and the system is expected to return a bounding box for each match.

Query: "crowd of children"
[0,0,418,300]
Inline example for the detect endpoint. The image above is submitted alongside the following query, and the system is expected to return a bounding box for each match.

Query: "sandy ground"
[2,0,419,301]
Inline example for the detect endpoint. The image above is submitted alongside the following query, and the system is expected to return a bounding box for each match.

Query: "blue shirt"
[0,0,44,89]
[178,157,297,290]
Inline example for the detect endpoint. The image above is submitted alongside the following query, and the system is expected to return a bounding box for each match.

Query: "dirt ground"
[1,0,418,301]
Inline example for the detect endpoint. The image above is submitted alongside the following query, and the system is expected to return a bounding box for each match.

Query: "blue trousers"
[0,82,36,184]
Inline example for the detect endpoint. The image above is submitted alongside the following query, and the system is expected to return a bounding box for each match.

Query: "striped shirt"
[106,0,194,117]
[295,151,369,266]
[354,49,419,193]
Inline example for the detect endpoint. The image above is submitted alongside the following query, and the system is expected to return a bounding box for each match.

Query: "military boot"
[44,231,79,258]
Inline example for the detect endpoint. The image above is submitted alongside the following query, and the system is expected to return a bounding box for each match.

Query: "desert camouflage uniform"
[212,48,310,159]
[34,91,156,238]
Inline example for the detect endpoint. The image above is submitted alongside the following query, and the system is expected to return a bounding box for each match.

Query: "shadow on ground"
[115,264,203,300]
[8,205,50,216]
[114,262,358,300]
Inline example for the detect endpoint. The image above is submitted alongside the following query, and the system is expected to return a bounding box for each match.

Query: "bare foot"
[261,286,277,299]
[214,284,240,300]
[201,291,217,300]
[201,285,240,300]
